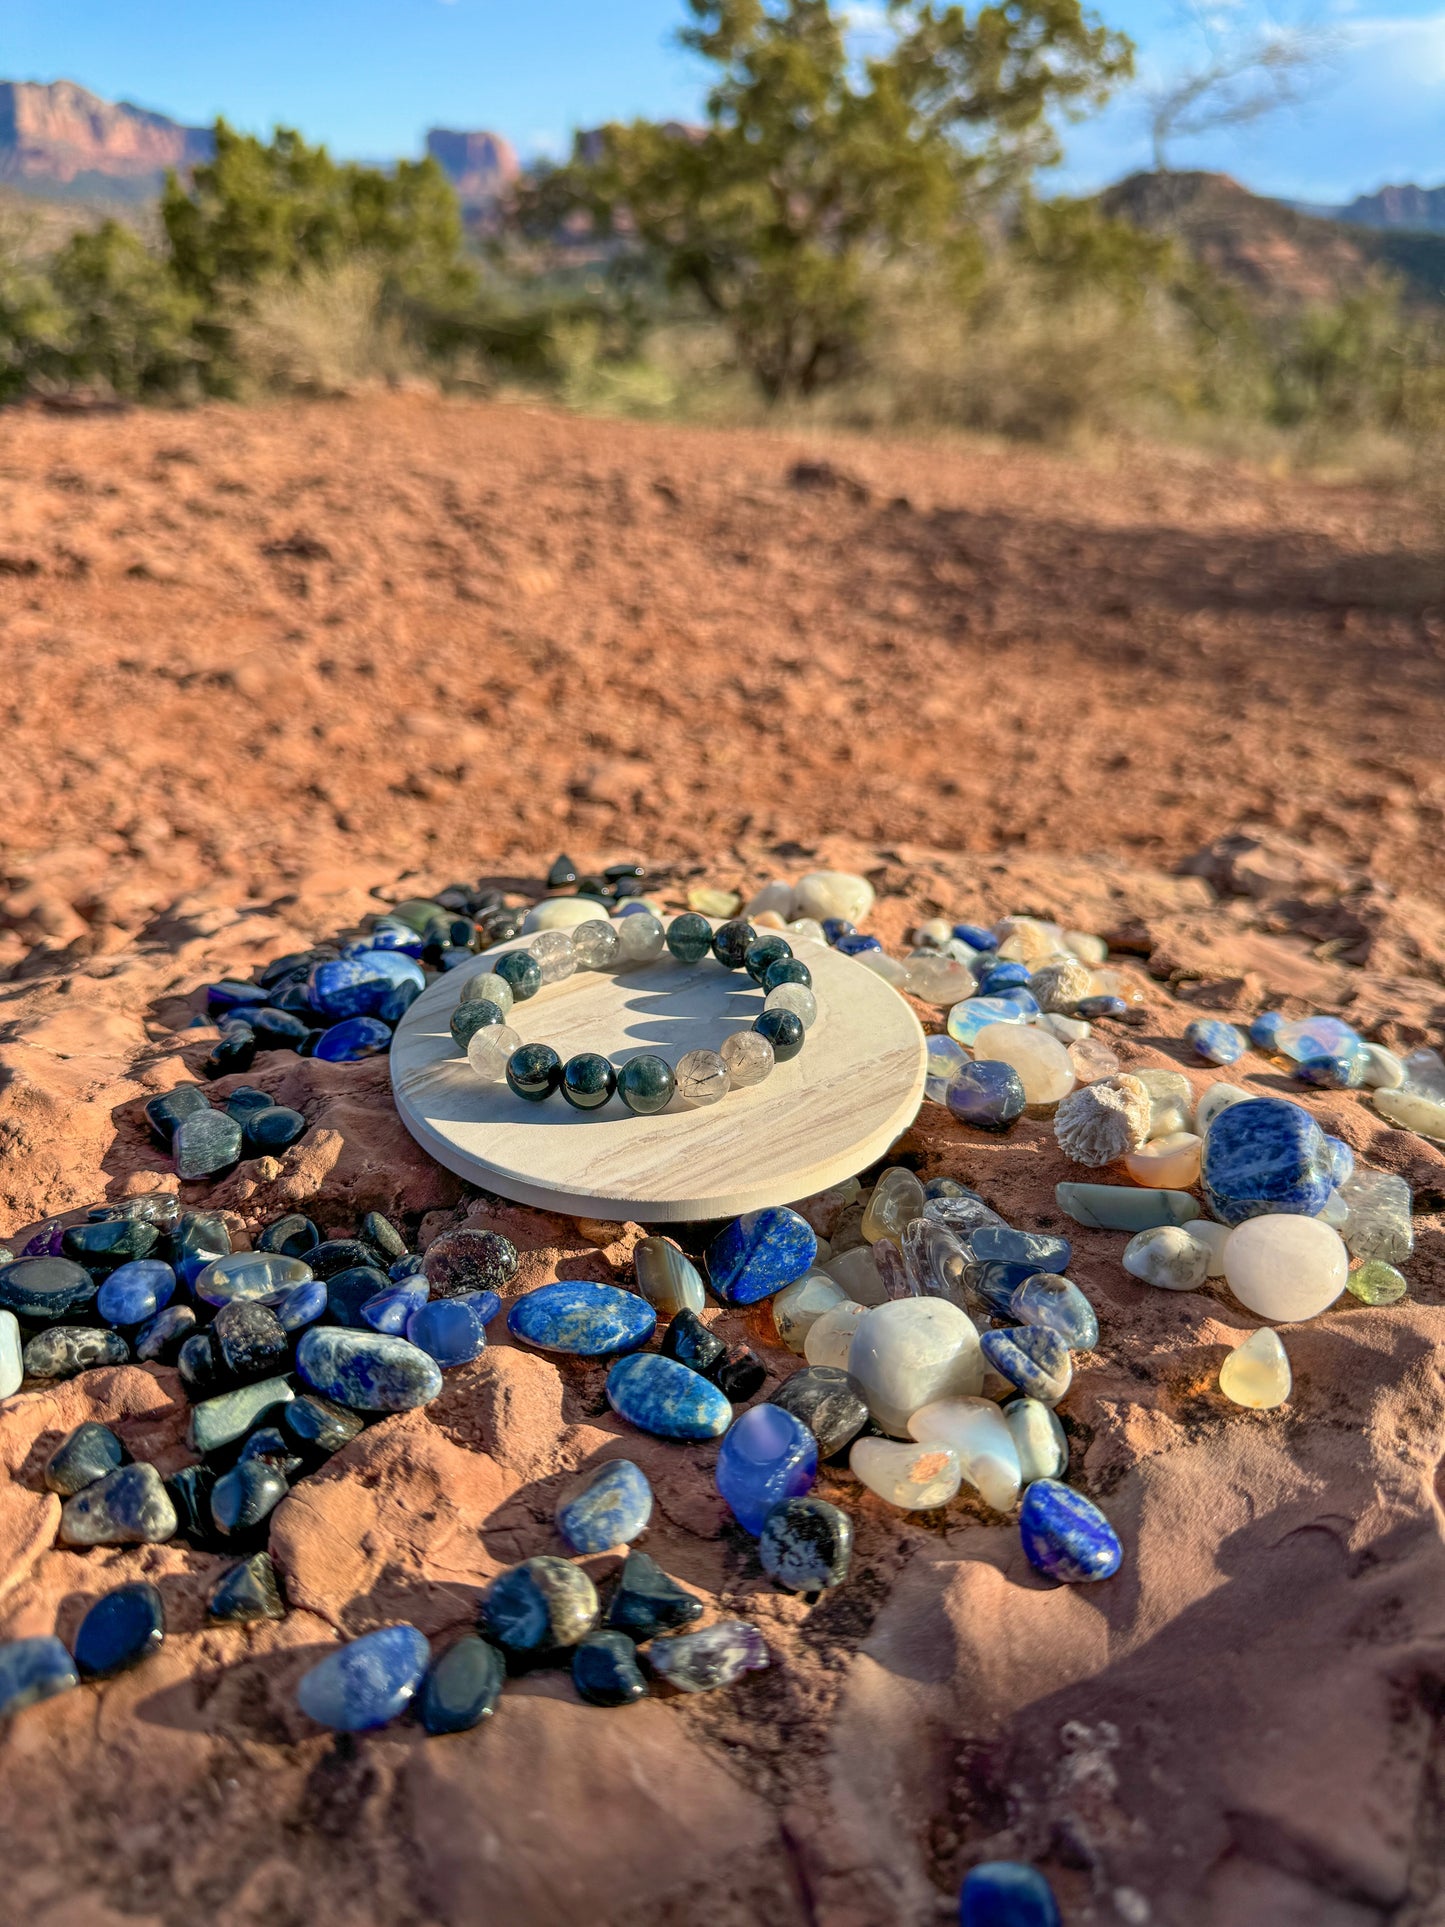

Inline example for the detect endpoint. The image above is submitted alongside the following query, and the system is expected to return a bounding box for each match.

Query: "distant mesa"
[425,128,520,207]
[0,78,211,198]
[1333,183,1445,235]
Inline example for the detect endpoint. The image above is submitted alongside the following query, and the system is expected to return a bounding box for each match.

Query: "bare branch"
[1147,4,1339,173]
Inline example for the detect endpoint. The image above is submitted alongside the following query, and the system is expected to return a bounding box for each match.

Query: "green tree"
[49,221,204,399]
[526,0,1133,399]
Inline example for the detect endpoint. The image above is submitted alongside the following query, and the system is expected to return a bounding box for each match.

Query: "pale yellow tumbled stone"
[849,1437,962,1510]
[522,897,601,934]
[908,1396,1020,1510]
[1124,1131,1203,1189]
[994,918,1063,967]
[688,885,741,918]
[1223,1215,1348,1322]
[823,1244,886,1306]
[904,953,977,1006]
[1219,1328,1291,1408]
[861,1166,927,1244]
[751,910,788,930]
[772,1271,849,1352]
[803,1301,869,1369]
[1131,1068,1193,1137]
[1064,930,1109,966]
[972,1024,1076,1107]
[794,870,875,924]
[1375,1087,1445,1142]
[1091,967,1147,1006]
[1196,1083,1252,1133]
[1069,1037,1121,1083]
[1186,1219,1231,1278]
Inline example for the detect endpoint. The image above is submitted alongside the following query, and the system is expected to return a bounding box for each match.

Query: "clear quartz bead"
[765,982,817,1030]
[468,1023,523,1082]
[530,930,576,984]
[615,912,666,963]
[720,1029,774,1086]
[675,1048,731,1106]
[572,919,622,969]
[462,971,514,1014]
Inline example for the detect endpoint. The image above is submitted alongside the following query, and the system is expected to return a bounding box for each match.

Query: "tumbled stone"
[966,1261,1037,1317]
[946,1060,1028,1133]
[325,1264,394,1327]
[1196,1083,1253,1133]
[0,1636,79,1719]
[900,1218,970,1307]
[768,1364,869,1459]
[0,1309,20,1400]
[314,1016,392,1062]
[361,1282,428,1335]
[508,1281,656,1357]
[606,1353,731,1439]
[660,1306,727,1380]
[1219,1327,1291,1408]
[1055,1181,1199,1231]
[144,1084,211,1148]
[556,1459,653,1554]
[172,1209,232,1285]
[45,1421,127,1495]
[972,1024,1075,1107]
[979,1327,1072,1404]
[59,1463,177,1546]
[211,1461,288,1543]
[1019,1479,1121,1582]
[166,1463,217,1543]
[924,1035,971,1104]
[1325,1136,1355,1189]
[1360,1043,1406,1091]
[850,1436,962,1509]
[606,1549,704,1641]
[176,1332,222,1403]
[1374,1085,1445,1139]
[802,1300,869,1369]
[75,1581,165,1678]
[239,1427,303,1480]
[945,995,1035,1049]
[1122,1225,1210,1292]
[213,1299,289,1382]
[97,1258,175,1328]
[284,1392,364,1456]
[243,1106,308,1155]
[632,1237,706,1318]
[1339,1166,1413,1265]
[297,1327,442,1411]
[904,952,977,1006]
[405,1295,489,1367]
[194,1251,313,1309]
[1347,1258,1408,1304]
[1223,1214,1348,1321]
[715,1404,817,1534]
[759,1495,853,1592]
[822,1244,885,1305]
[1067,1036,1122,1084]
[297,1624,430,1732]
[772,1271,848,1352]
[909,1396,1021,1510]
[708,1206,817,1304]
[923,1190,1009,1238]
[1184,1019,1246,1065]
[481,1556,599,1658]
[1124,1131,1204,1191]
[793,870,873,924]
[62,1217,160,1272]
[960,1861,1062,1926]
[847,1299,984,1437]
[1004,1396,1068,1483]
[972,1227,1070,1274]
[1202,1098,1333,1224]
[572,1630,649,1706]
[24,1326,129,1380]
[210,1551,286,1623]
[189,1376,294,1453]
[173,1108,243,1180]
[420,1634,504,1734]
[0,1255,96,1323]
[423,1227,519,1300]
[1009,1274,1098,1350]
[649,1619,769,1693]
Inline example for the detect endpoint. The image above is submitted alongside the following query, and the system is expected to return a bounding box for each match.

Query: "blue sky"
[3,0,1443,203]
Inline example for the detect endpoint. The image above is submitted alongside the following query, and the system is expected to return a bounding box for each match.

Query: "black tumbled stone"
[573,1630,647,1707]
[173,1109,243,1180]
[204,1024,257,1080]
[238,1427,303,1481]
[44,1422,127,1496]
[257,1213,319,1257]
[759,1495,853,1592]
[768,1366,868,1459]
[212,1300,289,1383]
[361,1212,407,1261]
[74,1581,165,1678]
[135,1303,197,1363]
[326,1265,391,1328]
[223,1087,275,1121]
[166,1463,217,1542]
[476,911,521,948]
[209,1550,286,1623]
[144,1085,211,1148]
[605,1550,705,1641]
[210,1461,287,1543]
[242,1106,308,1154]
[62,1218,160,1274]
[660,1308,726,1378]
[0,1256,97,1323]
[176,1331,223,1403]
[421,1635,506,1735]
[307,1239,377,1280]
[250,1007,311,1052]
[546,854,579,889]
[284,1393,364,1456]
[713,1343,767,1403]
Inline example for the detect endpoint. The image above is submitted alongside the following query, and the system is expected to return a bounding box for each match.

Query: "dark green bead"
[744,936,792,984]
[495,950,542,1001]
[763,957,811,992]
[666,913,714,964]
[711,919,757,970]
[450,1000,505,1050]
[617,1054,675,1116]
[561,1053,617,1111]
[754,1007,805,1062]
[422,1635,505,1734]
[507,1043,564,1101]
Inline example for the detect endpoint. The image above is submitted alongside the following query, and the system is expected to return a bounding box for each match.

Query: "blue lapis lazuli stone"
[1249,1009,1286,1049]
[1009,1274,1098,1350]
[606,1353,732,1439]
[296,1327,443,1411]
[406,1295,490,1366]
[96,1259,175,1327]
[361,1282,429,1335]
[822,918,856,945]
[952,923,996,951]
[507,1281,656,1356]
[365,919,426,957]
[833,932,882,956]
[715,1404,817,1535]
[946,1061,1026,1132]
[556,1458,653,1554]
[971,1227,1071,1274]
[1325,1135,1355,1187]
[960,1861,1062,1927]
[0,1635,79,1719]
[269,1277,327,1332]
[296,1623,430,1731]
[708,1207,817,1305]
[314,1016,393,1062]
[206,981,269,1017]
[1184,1018,1246,1065]
[980,1327,1070,1402]
[469,1289,503,1326]
[1019,1479,1121,1583]
[309,952,422,1019]
[1201,1097,1333,1225]
[975,959,1032,995]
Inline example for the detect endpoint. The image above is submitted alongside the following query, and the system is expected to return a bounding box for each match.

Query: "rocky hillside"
[0,78,211,201]
[425,128,519,209]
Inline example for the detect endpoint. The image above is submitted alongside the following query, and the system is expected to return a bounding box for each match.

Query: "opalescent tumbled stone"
[1223,1214,1347,1321]
[946,1060,1027,1131]
[861,1168,927,1244]
[1219,1327,1291,1407]
[850,1436,961,1508]
[1009,1274,1098,1350]
[508,1281,656,1356]
[404,1295,489,1366]
[1019,1479,1121,1582]
[847,1299,984,1437]
[1360,1043,1406,1090]
[1348,1259,1408,1304]
[909,1396,1021,1510]
[648,1620,769,1693]
[1122,1225,1209,1291]
[75,1581,165,1677]
[189,1376,294,1453]
[972,1024,1075,1107]
[708,1206,817,1305]
[24,1326,129,1380]
[297,1327,442,1411]
[0,1636,79,1720]
[209,1551,286,1623]
[904,953,976,1006]
[1124,1131,1203,1189]
[1201,1098,1333,1225]
[173,1108,243,1180]
[1055,1182,1199,1231]
[0,1309,19,1400]
[480,1556,599,1657]
[772,1271,848,1352]
[44,1421,126,1495]
[1338,1166,1413,1264]
[573,1630,648,1706]
[960,1861,1062,1927]
[0,1255,96,1323]
[606,1353,732,1439]
[297,1624,430,1731]
[759,1496,852,1591]
[633,1237,706,1316]
[194,1250,312,1309]
[1004,1396,1068,1482]
[972,1227,1071,1274]
[606,1549,705,1639]
[802,1300,868,1368]
[96,1260,174,1327]
[421,1635,505,1734]
[715,1404,817,1534]
[945,997,1032,1047]
[59,1463,177,1546]
[1184,1019,1246,1065]
[925,1034,971,1103]
[556,1459,653,1554]
[979,1327,1072,1404]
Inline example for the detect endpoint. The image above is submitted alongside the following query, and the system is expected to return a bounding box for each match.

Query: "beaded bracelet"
[452,914,818,1114]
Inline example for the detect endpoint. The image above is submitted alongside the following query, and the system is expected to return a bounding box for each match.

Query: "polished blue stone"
[952,923,997,951]
[833,932,882,955]
[1184,1018,1247,1065]
[326,1265,393,1328]
[707,1207,817,1305]
[967,1260,1040,1315]
[508,1281,656,1356]
[313,1016,392,1062]
[979,1326,1070,1401]
[556,1458,653,1553]
[1295,1045,1367,1090]
[206,980,269,1017]
[1201,1097,1333,1225]
[1325,1135,1355,1187]
[389,1252,427,1282]
[1010,1274,1098,1350]
[821,918,856,944]
[296,1623,430,1732]
[96,1259,175,1327]
[74,1581,165,1677]
[946,1060,1026,1132]
[309,954,421,1020]
[976,959,1032,994]
[1073,994,1127,1019]
[361,1281,429,1335]
[972,1227,1071,1274]
[715,1404,817,1535]
[269,1277,328,1332]
[469,1289,503,1325]
[960,1861,1062,1926]
[365,919,425,957]
[1249,1009,1286,1049]
[0,1636,79,1719]
[172,1210,231,1285]
[606,1353,732,1439]
[296,1327,443,1411]
[406,1295,489,1367]
[1279,1014,1363,1063]
[1019,1479,1121,1583]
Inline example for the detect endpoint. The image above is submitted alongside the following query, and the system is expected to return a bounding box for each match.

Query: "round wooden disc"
[390,930,926,1222]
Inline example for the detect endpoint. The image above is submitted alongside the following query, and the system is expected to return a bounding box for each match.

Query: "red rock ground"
[0,396,1443,1927]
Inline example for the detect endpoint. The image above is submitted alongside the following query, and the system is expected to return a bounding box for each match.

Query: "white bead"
[846,1299,984,1437]
[803,1300,869,1368]
[908,1396,1020,1509]
[1219,1328,1291,1408]
[849,1436,961,1509]
[467,1023,522,1082]
[1122,1225,1209,1291]
[720,1029,774,1086]
[675,1048,731,1106]
[793,870,875,924]
[572,919,621,969]
[529,930,576,984]
[614,912,666,962]
[765,982,817,1029]
[461,971,514,1014]
[772,1271,848,1353]
[972,1023,1076,1106]
[1223,1215,1348,1322]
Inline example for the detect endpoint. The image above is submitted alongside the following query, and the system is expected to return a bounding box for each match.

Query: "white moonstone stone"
[1064,930,1108,965]
[720,1029,774,1087]
[0,1309,21,1400]
[1360,1043,1406,1090]
[529,929,576,984]
[1219,1327,1291,1408]
[855,951,910,989]
[1131,1069,1193,1136]
[903,954,977,1006]
[772,1271,849,1352]
[803,1300,869,1368]
[1196,1083,1252,1132]
[765,982,817,1029]
[1122,1225,1210,1291]
[1185,1219,1231,1278]
[614,911,666,962]
[1004,1396,1068,1482]
[793,870,875,924]
[849,1436,962,1509]
[847,1299,984,1437]
[572,919,621,969]
[823,1244,886,1306]
[746,880,796,920]
[1041,1013,1091,1044]
[861,1167,927,1244]
[972,1024,1076,1107]
[787,917,827,944]
[1124,1131,1203,1189]
[1374,1086,1445,1142]
[461,971,514,1013]
[993,917,1062,966]
[1224,1215,1348,1322]
[908,1396,1021,1509]
[467,1023,523,1082]
[675,1048,731,1106]
[522,897,600,933]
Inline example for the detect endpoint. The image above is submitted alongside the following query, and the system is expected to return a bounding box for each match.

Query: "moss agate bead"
[618,1054,675,1116]
[712,920,757,970]
[450,1000,505,1050]
[507,1043,564,1102]
[666,913,713,964]
[744,936,792,983]
[562,1053,617,1111]
[753,1007,805,1062]
[495,950,542,1001]
[763,957,811,992]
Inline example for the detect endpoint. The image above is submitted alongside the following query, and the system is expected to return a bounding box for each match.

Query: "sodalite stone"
[1201,1097,1333,1225]
[953,922,996,951]
[976,958,1033,995]
[361,1282,429,1335]
[979,1327,1072,1404]
[715,1404,818,1534]
[74,1581,165,1678]
[649,1620,769,1693]
[59,1463,177,1546]
[0,1636,79,1720]
[606,1353,732,1439]
[1009,1274,1098,1350]
[422,1635,506,1734]
[314,1016,392,1062]
[296,1327,443,1411]
[946,1061,1026,1132]
[556,1459,653,1554]
[508,1282,656,1356]
[959,1861,1062,1926]
[0,1255,97,1323]
[297,1624,430,1732]
[1184,1019,1247,1065]
[971,1227,1071,1274]
[1019,1479,1121,1583]
[1250,1010,1286,1050]
[1054,1182,1200,1230]
[405,1295,489,1367]
[707,1207,817,1305]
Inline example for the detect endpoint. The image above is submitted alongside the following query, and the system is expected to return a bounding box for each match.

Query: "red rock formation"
[0,78,211,187]
[424,127,519,206]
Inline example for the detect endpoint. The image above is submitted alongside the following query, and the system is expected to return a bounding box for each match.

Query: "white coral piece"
[1029,957,1095,1014]
[1053,1075,1152,1166]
